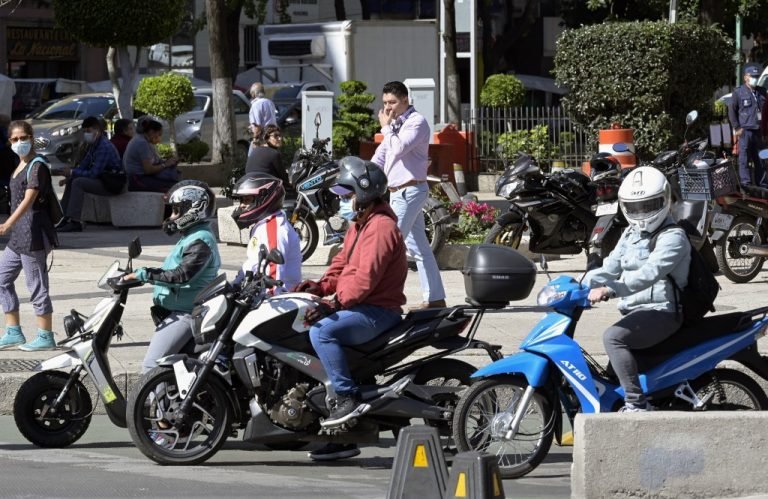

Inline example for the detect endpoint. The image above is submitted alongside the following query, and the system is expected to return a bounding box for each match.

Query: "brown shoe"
[409,299,447,311]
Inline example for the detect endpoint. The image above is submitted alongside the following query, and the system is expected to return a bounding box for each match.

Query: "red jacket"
[318,202,407,312]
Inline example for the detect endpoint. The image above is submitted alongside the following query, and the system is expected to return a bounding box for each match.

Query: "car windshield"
[273,86,301,101]
[34,96,115,120]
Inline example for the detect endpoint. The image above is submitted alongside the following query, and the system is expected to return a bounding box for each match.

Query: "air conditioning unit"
[268,35,325,59]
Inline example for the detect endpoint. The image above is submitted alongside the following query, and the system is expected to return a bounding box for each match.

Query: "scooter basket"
[678,162,739,201]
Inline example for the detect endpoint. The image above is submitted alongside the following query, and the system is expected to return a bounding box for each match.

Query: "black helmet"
[230,173,285,229]
[163,180,216,235]
[330,156,388,208]
[589,152,622,181]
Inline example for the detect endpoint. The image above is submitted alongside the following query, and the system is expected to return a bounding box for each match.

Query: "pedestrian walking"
[0,121,59,351]
[370,81,446,309]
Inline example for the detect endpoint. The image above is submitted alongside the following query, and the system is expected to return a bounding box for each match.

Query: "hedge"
[554,21,734,158]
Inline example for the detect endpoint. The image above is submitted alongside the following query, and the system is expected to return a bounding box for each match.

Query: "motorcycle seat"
[347,307,459,355]
[742,184,768,200]
[632,312,753,372]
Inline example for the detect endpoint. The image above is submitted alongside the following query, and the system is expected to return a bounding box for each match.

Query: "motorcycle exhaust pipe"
[739,244,768,258]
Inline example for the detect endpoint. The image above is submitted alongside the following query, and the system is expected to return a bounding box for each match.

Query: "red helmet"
[230,173,285,229]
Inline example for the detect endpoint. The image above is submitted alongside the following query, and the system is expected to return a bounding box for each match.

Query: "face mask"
[339,197,356,221]
[11,140,31,157]
[749,77,759,86]
[83,132,95,144]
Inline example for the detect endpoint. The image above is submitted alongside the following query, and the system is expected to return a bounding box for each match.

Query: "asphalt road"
[0,416,572,499]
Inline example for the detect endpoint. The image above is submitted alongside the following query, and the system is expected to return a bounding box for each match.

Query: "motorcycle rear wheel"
[484,222,524,249]
[424,197,449,255]
[291,209,319,262]
[453,376,554,479]
[127,367,232,465]
[715,216,764,283]
[14,371,92,448]
[411,359,476,439]
[688,368,768,410]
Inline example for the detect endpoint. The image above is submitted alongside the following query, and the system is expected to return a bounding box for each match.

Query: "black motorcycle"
[126,247,505,465]
[485,154,600,258]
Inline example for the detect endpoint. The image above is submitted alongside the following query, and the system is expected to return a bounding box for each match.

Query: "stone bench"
[217,205,251,244]
[572,412,768,498]
[81,191,166,227]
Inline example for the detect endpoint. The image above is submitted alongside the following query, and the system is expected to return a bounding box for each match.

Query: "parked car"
[269,81,329,117]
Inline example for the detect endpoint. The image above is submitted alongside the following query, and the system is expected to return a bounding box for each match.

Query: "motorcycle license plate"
[595,201,618,217]
[711,213,734,230]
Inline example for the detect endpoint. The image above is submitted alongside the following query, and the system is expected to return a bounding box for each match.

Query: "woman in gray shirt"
[123,119,179,193]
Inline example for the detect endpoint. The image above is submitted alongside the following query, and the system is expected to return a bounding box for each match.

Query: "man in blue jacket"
[729,63,768,186]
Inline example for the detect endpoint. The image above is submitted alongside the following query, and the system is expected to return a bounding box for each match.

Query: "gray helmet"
[162,180,216,235]
[331,156,388,208]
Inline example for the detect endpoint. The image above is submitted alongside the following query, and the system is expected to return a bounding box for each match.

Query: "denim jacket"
[584,217,690,314]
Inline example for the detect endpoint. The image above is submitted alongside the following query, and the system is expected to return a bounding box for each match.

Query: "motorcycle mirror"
[539,254,552,281]
[685,110,698,126]
[759,149,768,160]
[267,248,285,265]
[128,238,142,259]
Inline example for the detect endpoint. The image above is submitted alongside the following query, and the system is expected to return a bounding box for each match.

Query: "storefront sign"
[7,27,79,61]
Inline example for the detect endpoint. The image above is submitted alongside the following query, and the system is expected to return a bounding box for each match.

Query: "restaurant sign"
[7,27,79,61]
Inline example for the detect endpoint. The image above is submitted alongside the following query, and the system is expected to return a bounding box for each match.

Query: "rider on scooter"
[584,166,691,412]
[293,156,408,461]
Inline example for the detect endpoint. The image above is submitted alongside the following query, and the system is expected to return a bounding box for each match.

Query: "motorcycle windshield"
[506,154,538,177]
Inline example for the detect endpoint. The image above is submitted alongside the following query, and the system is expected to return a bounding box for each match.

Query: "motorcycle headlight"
[537,285,566,307]
[497,179,522,198]
[51,125,81,137]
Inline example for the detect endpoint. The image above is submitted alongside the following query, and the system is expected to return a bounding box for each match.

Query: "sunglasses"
[269,134,283,139]
[9,135,30,143]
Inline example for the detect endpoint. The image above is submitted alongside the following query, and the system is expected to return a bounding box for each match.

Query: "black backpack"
[650,223,720,325]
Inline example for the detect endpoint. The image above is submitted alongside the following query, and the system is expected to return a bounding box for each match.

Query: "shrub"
[497,125,556,164]
[448,200,499,243]
[332,80,379,157]
[177,139,210,163]
[480,74,525,108]
[554,21,733,158]
[134,73,195,152]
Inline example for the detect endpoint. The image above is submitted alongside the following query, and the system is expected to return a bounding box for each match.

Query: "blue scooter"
[451,272,768,479]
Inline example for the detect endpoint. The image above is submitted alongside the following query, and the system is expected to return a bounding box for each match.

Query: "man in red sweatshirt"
[294,156,407,461]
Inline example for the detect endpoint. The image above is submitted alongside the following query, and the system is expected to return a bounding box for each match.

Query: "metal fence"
[465,106,594,172]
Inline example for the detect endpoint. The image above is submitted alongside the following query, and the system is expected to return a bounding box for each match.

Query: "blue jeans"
[738,129,766,186]
[390,183,446,302]
[309,304,402,395]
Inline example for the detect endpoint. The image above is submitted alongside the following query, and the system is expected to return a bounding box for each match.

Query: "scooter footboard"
[471,352,550,387]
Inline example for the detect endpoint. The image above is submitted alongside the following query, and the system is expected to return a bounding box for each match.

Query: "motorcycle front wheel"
[715,216,764,283]
[452,376,554,479]
[127,367,232,465]
[291,209,319,262]
[14,371,93,448]
[484,222,524,249]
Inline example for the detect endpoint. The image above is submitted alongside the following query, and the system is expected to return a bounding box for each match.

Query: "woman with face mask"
[57,116,123,232]
[0,121,59,351]
[123,118,179,193]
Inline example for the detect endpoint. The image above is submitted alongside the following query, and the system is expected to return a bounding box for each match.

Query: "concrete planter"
[179,162,229,187]
[476,172,501,193]
[436,238,557,271]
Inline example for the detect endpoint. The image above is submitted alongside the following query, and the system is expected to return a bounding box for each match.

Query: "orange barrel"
[598,126,636,170]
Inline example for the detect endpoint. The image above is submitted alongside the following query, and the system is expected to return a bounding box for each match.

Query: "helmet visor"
[620,196,665,219]
[330,184,354,197]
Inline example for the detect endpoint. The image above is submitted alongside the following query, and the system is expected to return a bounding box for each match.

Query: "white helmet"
[618,166,671,233]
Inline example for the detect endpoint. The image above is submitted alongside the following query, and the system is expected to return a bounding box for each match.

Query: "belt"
[388,180,426,193]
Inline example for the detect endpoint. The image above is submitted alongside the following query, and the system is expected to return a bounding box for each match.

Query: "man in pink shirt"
[371,81,446,309]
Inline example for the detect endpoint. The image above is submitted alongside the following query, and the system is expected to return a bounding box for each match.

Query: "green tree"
[134,73,195,153]
[332,80,378,157]
[554,21,733,157]
[479,74,525,108]
[52,0,186,119]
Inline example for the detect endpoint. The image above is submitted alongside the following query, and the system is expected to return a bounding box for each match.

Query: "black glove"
[293,279,323,295]
[304,299,339,325]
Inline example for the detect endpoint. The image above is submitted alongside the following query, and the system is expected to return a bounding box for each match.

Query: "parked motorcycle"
[13,239,145,447]
[452,266,768,479]
[485,154,603,259]
[705,148,768,283]
[125,244,514,465]
[287,138,450,260]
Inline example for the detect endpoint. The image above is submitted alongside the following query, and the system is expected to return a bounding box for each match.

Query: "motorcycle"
[287,138,451,260]
[705,148,768,283]
[125,246,506,465]
[451,265,768,479]
[485,154,602,259]
[13,239,145,447]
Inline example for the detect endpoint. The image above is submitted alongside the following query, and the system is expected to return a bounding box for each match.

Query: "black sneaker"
[308,443,361,461]
[57,220,83,232]
[321,393,370,428]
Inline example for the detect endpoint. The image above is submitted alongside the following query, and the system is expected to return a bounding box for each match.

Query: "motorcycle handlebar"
[109,276,143,290]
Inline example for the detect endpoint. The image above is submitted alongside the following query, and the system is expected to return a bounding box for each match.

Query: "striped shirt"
[238,210,301,293]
